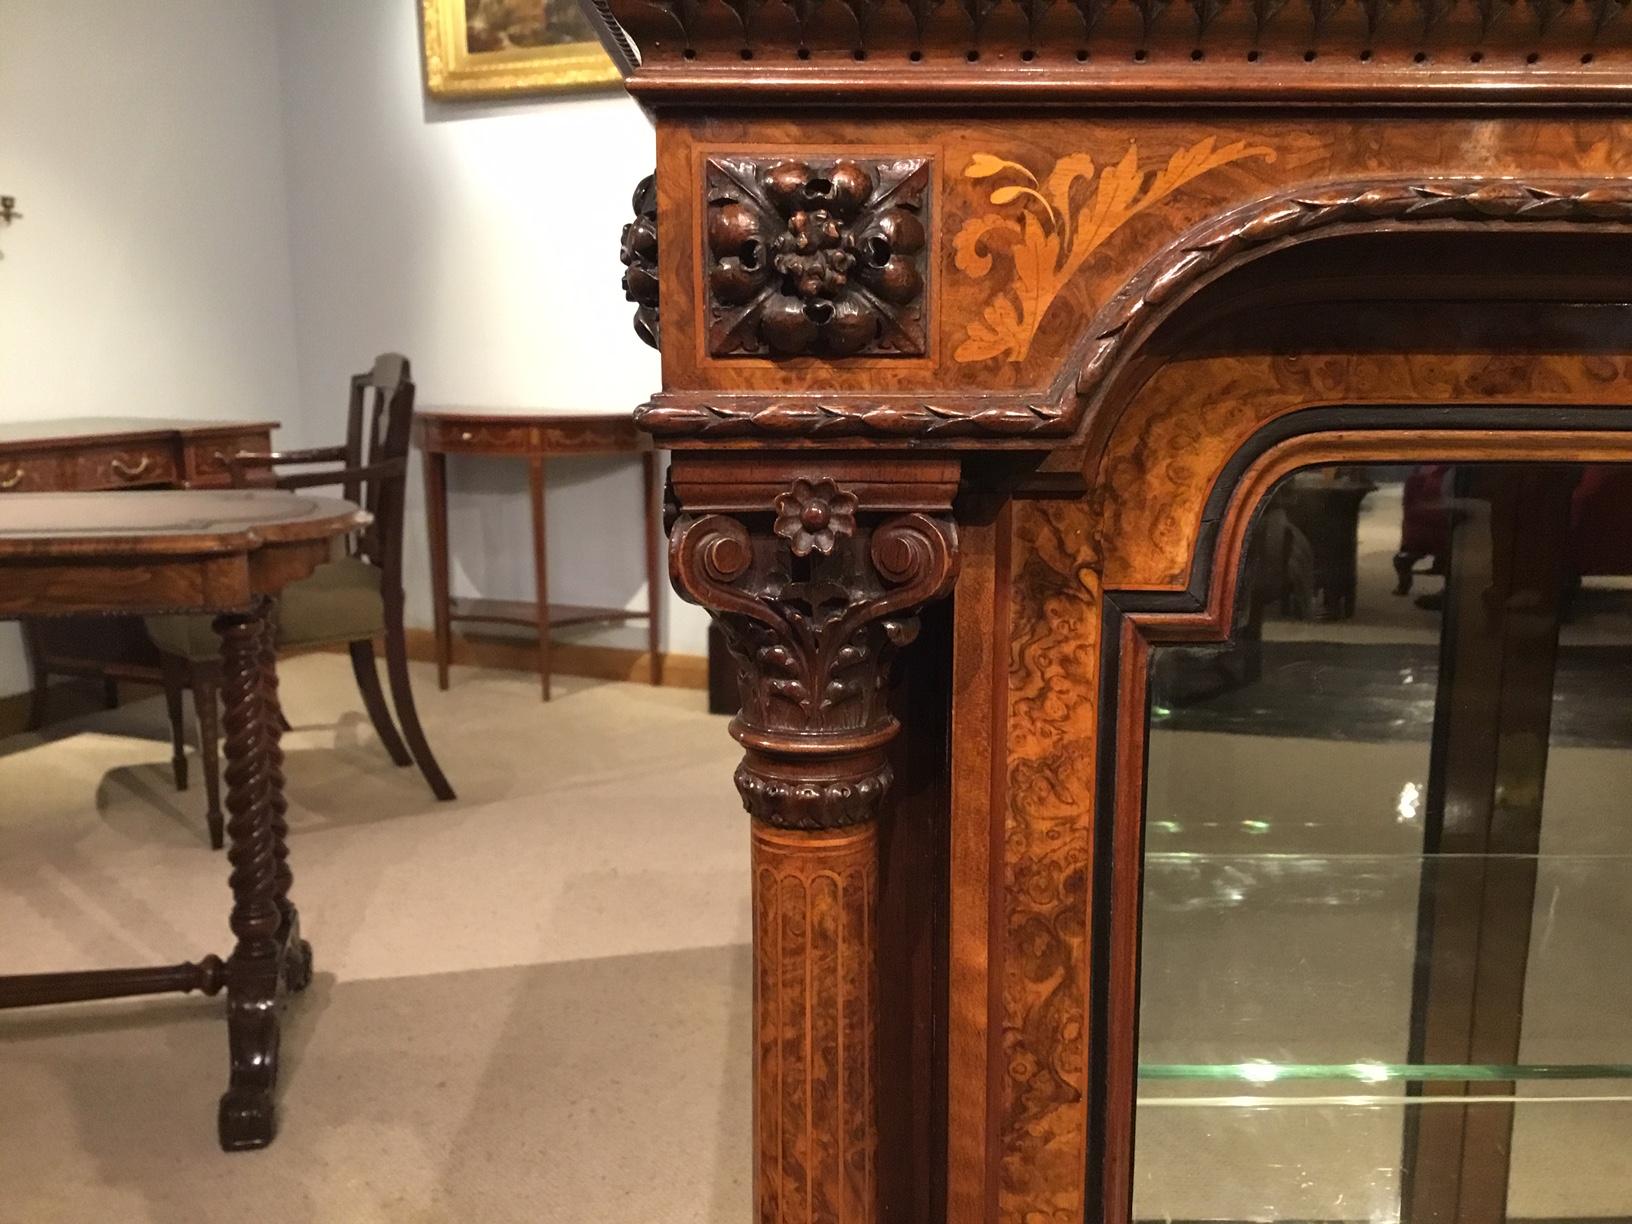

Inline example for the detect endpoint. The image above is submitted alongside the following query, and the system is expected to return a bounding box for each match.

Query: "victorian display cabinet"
[589,1,1632,1218]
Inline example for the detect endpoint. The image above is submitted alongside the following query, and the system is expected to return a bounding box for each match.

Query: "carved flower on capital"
[705,156,930,358]
[773,478,858,558]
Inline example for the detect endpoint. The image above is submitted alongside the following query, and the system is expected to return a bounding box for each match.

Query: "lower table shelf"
[447,596,651,629]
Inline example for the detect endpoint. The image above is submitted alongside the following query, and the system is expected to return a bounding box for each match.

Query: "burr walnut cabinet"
[585,2,1632,1219]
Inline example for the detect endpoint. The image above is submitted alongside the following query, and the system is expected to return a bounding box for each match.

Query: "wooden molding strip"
[390,627,709,692]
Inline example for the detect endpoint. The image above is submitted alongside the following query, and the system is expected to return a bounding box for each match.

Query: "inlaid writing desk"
[0,417,276,494]
[413,408,662,700]
[0,489,366,1151]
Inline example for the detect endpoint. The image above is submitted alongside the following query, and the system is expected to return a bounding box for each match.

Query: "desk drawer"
[73,444,177,490]
[0,453,63,493]
[182,432,274,487]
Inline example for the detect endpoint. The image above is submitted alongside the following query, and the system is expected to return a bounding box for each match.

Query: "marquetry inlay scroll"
[953,137,1274,363]
[704,157,931,359]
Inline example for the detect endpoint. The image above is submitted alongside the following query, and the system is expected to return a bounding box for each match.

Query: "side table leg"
[426,449,453,691]
[529,454,552,702]
[216,602,287,1151]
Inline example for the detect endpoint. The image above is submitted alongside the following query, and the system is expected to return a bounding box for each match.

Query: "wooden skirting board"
[1,630,709,741]
[391,627,708,691]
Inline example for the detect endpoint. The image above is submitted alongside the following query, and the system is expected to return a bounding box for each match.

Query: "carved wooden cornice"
[586,0,1632,104]
[637,176,1632,447]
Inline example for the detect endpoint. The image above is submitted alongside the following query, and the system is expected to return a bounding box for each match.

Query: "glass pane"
[1136,462,1632,1224]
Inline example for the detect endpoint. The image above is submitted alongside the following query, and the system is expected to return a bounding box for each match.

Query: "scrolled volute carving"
[672,490,958,828]
[706,156,930,358]
[620,173,659,350]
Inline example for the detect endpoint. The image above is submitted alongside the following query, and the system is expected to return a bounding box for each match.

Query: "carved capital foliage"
[672,488,958,828]
[620,173,660,350]
[705,156,930,358]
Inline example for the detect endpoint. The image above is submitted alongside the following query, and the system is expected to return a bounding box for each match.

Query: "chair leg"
[195,669,226,850]
[23,621,51,732]
[382,616,455,801]
[348,639,412,767]
[160,654,189,791]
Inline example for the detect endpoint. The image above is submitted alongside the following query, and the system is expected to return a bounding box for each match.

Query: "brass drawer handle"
[0,466,23,490]
[110,455,153,481]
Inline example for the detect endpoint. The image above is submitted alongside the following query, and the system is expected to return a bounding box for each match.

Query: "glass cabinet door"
[1134,462,1632,1224]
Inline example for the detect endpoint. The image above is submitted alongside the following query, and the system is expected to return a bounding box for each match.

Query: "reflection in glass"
[1135,463,1632,1223]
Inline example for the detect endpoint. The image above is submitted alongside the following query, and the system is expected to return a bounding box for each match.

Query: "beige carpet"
[0,658,749,1224]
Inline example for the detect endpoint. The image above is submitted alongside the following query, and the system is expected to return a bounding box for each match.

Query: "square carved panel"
[704,155,930,359]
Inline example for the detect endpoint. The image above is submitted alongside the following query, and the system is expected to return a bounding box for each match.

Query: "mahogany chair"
[145,354,454,847]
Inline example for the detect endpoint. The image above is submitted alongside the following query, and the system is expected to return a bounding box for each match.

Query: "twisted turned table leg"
[258,612,312,994]
[216,600,290,1151]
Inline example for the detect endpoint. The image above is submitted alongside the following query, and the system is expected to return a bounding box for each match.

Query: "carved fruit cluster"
[620,174,659,350]
[706,157,930,358]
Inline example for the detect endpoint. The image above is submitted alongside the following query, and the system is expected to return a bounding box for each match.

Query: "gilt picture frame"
[421,0,621,100]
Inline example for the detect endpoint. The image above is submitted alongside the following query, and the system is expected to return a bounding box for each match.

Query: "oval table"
[0,488,368,1151]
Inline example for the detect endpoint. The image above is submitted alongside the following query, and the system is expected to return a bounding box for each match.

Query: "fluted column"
[671,479,957,1224]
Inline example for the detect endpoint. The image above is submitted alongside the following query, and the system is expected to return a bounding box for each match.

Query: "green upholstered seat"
[145,556,385,660]
[273,555,385,647]
[143,609,227,662]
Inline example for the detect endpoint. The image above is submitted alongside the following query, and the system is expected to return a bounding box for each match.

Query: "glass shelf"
[1141,1063,1632,1084]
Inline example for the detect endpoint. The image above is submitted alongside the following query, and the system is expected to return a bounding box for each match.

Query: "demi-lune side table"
[0,488,368,1151]
[413,408,662,700]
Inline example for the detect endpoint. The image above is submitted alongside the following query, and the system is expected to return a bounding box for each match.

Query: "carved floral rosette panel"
[670,479,957,829]
[705,156,931,359]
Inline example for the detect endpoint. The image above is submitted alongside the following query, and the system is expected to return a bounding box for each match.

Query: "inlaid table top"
[0,489,369,558]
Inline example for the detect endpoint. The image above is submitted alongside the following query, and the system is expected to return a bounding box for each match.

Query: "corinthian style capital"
[670,482,958,830]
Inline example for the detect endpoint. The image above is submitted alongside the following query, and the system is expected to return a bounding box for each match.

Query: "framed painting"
[421,0,621,100]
